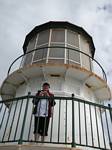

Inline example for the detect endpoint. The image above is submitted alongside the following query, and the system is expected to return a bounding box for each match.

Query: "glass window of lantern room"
[67,30,79,48]
[66,45,80,64]
[51,29,65,43]
[36,30,50,46]
[27,35,37,52]
[48,29,65,63]
[49,43,65,57]
[23,53,33,66]
[66,30,80,64]
[32,30,49,63]
[33,44,48,62]
[23,35,37,66]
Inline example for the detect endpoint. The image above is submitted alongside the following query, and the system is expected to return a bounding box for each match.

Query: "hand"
[43,91,49,96]
[39,91,49,96]
[39,91,44,96]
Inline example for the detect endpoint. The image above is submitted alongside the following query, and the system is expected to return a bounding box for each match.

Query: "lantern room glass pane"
[49,44,65,58]
[23,53,32,66]
[67,30,79,48]
[33,45,48,61]
[66,45,80,63]
[37,30,50,46]
[27,35,37,52]
[51,29,65,43]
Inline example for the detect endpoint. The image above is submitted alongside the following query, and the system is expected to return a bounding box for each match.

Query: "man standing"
[33,82,56,142]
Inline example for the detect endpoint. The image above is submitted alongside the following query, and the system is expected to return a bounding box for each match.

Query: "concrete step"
[0,144,82,150]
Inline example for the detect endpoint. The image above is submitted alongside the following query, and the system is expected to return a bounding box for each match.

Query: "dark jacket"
[32,90,56,117]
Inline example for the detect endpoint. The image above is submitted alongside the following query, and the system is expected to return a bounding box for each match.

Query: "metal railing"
[0,93,112,149]
[7,46,107,81]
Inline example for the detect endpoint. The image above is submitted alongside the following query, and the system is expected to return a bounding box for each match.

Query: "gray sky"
[0,0,112,91]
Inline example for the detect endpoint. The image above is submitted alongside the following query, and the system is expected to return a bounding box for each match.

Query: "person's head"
[42,82,50,91]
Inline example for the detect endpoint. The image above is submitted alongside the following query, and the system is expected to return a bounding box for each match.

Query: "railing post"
[71,93,76,147]
[108,104,112,123]
[18,92,31,144]
[108,104,112,150]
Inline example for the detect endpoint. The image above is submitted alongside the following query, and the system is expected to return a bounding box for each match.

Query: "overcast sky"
[0,0,112,96]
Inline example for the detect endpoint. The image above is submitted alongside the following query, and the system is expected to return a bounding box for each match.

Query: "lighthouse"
[0,21,112,150]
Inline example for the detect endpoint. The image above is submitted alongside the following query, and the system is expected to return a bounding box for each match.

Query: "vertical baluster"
[14,99,23,141]
[0,107,7,132]
[94,106,100,148]
[84,102,88,146]
[72,94,75,147]
[18,92,30,144]
[108,104,112,123]
[0,106,7,142]
[99,107,106,149]
[108,104,112,149]
[0,103,3,113]
[42,97,48,142]
[58,98,61,143]
[8,99,18,141]
[2,101,13,142]
[35,98,41,142]
[105,109,111,148]
[65,99,67,144]
[27,104,33,141]
[0,103,4,126]
[89,104,94,147]
[78,101,81,145]
[50,99,55,142]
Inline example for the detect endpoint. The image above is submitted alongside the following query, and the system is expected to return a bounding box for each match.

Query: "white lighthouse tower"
[0,21,112,150]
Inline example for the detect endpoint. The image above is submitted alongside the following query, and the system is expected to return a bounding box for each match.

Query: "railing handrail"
[0,95,112,110]
[7,46,107,81]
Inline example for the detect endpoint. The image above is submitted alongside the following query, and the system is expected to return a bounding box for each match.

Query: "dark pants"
[34,116,50,136]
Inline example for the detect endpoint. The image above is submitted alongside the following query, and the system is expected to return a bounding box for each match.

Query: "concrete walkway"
[0,144,82,150]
